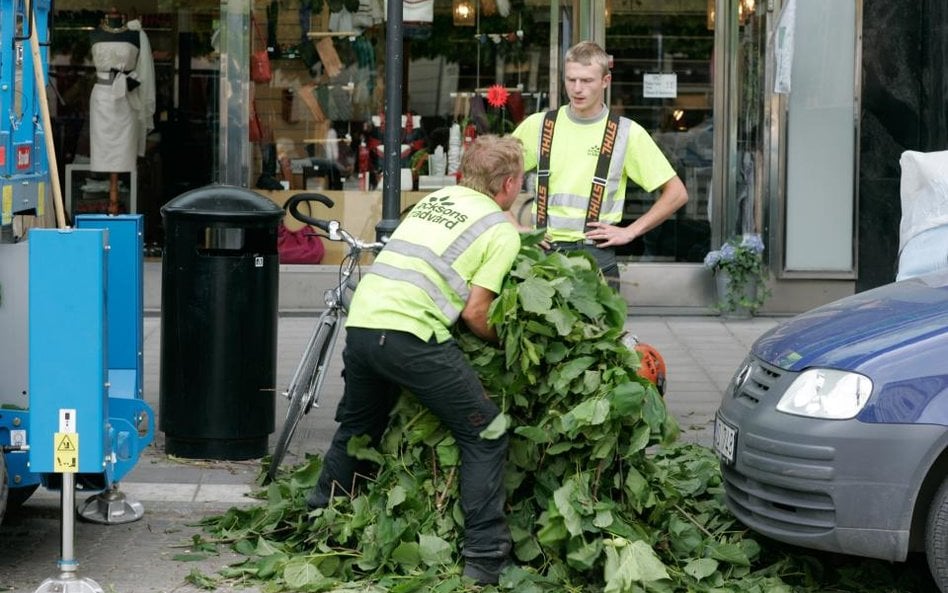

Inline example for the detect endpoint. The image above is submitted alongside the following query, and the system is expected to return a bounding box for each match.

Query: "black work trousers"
[548,241,620,290]
[308,327,511,560]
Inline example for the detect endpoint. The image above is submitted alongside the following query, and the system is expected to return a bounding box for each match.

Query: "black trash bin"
[159,185,284,460]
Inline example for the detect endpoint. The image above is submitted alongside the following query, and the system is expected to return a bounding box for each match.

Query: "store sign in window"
[642,73,677,99]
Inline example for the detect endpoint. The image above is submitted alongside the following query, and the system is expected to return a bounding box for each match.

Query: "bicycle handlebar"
[285,192,385,252]
[286,193,334,232]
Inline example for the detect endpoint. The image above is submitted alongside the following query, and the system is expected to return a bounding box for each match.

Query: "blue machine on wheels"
[0,0,154,540]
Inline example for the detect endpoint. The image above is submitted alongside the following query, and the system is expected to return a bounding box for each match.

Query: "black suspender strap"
[534,108,622,231]
[535,109,557,229]
[586,112,621,231]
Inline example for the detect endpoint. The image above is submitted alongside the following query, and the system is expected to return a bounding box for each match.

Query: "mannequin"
[88,7,155,214]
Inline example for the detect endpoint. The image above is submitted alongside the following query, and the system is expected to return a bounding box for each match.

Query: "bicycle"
[266,193,385,483]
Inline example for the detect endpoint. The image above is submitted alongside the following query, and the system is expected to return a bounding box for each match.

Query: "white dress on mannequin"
[89,26,150,173]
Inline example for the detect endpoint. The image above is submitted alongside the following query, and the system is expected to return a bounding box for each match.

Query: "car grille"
[734,358,783,405]
[722,464,836,534]
[724,357,837,534]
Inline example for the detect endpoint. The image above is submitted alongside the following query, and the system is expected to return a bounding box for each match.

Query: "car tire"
[926,476,948,592]
[0,452,8,525]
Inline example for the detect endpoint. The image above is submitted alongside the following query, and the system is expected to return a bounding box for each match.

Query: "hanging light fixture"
[707,0,757,29]
[453,0,475,26]
[739,0,756,24]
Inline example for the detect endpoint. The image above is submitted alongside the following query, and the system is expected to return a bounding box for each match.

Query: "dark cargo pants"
[548,241,620,290]
[308,327,511,559]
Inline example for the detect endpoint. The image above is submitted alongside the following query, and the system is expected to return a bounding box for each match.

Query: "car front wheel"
[926,476,948,592]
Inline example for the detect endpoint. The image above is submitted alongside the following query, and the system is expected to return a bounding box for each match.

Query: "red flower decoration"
[486,84,509,109]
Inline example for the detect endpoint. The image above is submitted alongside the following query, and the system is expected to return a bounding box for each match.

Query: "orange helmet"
[632,341,667,396]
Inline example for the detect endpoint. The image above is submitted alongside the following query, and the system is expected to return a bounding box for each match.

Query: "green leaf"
[479,413,510,440]
[283,557,323,589]
[436,436,460,466]
[514,425,552,444]
[536,512,568,546]
[348,434,384,465]
[609,381,646,417]
[553,480,583,537]
[566,537,602,570]
[624,466,648,511]
[254,538,281,557]
[684,557,719,581]
[547,307,576,336]
[603,538,670,591]
[709,542,751,567]
[386,484,407,512]
[391,541,421,567]
[418,534,453,566]
[518,277,556,313]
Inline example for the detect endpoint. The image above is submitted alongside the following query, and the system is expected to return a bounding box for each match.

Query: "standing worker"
[512,40,688,288]
[307,135,524,586]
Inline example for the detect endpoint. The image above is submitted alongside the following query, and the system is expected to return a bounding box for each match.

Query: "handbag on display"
[250,16,272,83]
[277,221,326,264]
[278,199,325,264]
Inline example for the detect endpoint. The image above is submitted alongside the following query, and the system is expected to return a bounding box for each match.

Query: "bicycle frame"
[267,192,385,482]
[282,306,343,413]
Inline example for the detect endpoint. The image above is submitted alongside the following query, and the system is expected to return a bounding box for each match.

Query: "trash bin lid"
[161,184,284,223]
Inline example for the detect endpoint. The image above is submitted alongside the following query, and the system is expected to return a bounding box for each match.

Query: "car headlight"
[776,368,873,419]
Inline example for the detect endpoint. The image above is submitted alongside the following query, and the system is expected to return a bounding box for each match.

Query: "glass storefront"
[48,0,862,307]
[49,1,221,250]
[47,0,727,259]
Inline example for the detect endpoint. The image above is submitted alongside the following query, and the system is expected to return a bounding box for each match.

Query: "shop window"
[607,5,714,263]
[50,5,220,247]
[249,0,547,194]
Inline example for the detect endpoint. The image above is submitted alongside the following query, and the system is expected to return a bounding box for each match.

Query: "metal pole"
[33,471,105,593]
[376,0,403,243]
[60,472,77,575]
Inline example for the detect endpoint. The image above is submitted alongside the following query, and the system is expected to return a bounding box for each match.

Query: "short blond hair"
[459,135,524,197]
[564,41,610,77]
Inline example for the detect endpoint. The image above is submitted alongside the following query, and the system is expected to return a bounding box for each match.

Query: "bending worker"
[512,40,688,288]
[307,135,524,586]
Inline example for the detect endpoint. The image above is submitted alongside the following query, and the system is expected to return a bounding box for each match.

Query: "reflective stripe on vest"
[534,115,631,233]
[366,210,510,323]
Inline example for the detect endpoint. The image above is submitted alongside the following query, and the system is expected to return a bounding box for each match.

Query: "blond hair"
[459,135,524,197]
[564,41,610,77]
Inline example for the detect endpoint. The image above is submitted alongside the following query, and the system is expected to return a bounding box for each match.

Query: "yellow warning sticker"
[54,432,79,473]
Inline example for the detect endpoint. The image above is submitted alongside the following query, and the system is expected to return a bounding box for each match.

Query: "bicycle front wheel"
[267,310,342,482]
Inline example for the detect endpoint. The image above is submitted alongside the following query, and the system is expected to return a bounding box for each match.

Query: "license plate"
[713,415,737,464]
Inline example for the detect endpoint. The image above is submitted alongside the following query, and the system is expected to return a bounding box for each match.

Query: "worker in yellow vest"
[512,40,688,289]
[307,135,524,586]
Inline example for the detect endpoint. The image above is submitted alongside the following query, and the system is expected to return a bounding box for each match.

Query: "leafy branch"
[192,240,930,593]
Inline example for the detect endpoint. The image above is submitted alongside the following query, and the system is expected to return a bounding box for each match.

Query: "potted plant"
[703,234,770,317]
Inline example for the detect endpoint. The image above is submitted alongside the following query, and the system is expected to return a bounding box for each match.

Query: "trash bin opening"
[199,227,244,253]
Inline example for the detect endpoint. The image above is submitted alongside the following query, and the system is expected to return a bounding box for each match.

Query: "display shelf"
[65,164,138,217]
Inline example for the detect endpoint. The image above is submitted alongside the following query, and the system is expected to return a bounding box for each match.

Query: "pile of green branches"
[192,237,927,593]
